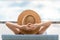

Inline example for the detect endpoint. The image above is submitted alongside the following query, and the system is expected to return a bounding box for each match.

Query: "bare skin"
[6,21,51,34]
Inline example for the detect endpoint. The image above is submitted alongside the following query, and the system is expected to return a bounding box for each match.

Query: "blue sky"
[9,1,30,7]
[0,1,60,21]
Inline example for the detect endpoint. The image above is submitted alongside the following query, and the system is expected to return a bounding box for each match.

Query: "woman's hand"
[6,21,51,34]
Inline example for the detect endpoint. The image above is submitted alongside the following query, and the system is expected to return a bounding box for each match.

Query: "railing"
[0,21,60,24]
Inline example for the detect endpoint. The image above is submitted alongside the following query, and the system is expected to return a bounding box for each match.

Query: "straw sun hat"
[17,10,41,25]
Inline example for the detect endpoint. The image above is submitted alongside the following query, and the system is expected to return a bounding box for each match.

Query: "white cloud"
[0,1,60,21]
